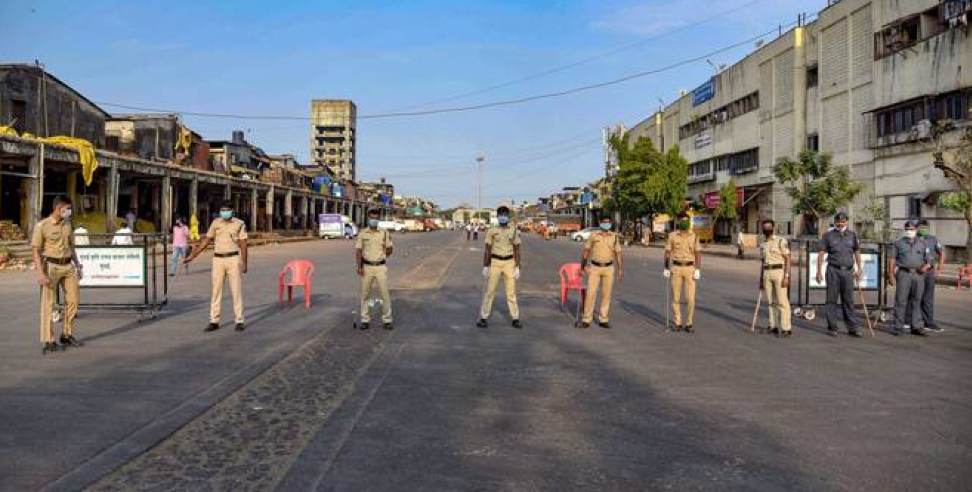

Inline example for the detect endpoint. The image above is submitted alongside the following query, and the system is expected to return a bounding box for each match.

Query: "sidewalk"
[632,240,969,288]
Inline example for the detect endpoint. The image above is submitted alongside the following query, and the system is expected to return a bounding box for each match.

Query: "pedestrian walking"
[356,208,394,330]
[344,222,354,240]
[472,224,480,241]
[125,208,137,232]
[184,201,249,333]
[816,211,862,337]
[579,215,623,329]
[758,219,792,338]
[466,223,471,241]
[906,219,944,332]
[888,220,932,337]
[170,217,190,276]
[31,196,83,354]
[664,212,701,333]
[477,206,522,329]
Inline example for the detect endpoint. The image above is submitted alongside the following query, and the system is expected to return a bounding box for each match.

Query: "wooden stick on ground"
[750,289,763,333]
[858,281,875,337]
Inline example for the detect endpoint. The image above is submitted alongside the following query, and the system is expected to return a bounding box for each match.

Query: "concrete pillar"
[106,163,119,231]
[66,171,79,210]
[284,189,293,230]
[250,188,258,233]
[189,178,198,222]
[223,183,231,201]
[161,174,172,234]
[26,146,44,237]
[300,195,308,230]
[309,198,317,232]
[266,185,275,232]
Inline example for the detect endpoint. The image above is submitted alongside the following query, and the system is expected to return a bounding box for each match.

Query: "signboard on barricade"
[808,251,880,290]
[77,246,146,287]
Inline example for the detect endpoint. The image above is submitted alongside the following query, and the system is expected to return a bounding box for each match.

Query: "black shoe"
[60,334,83,347]
[383,322,394,330]
[910,328,929,337]
[476,319,488,328]
[577,322,591,329]
[673,324,682,332]
[512,319,523,329]
[235,323,245,332]
[598,322,611,329]
[848,330,863,338]
[779,330,793,338]
[927,325,944,333]
[684,325,694,334]
[891,328,903,336]
[826,328,839,337]
[768,327,780,335]
[360,322,370,330]
[204,323,220,332]
[42,342,59,354]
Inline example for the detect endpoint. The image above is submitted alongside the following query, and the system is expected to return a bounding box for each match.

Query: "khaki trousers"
[670,265,696,326]
[582,265,614,323]
[39,262,79,343]
[762,268,791,331]
[480,259,519,320]
[360,264,393,323]
[211,255,244,323]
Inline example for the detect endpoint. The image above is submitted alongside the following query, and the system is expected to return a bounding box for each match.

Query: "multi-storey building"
[625,0,971,256]
[310,99,356,181]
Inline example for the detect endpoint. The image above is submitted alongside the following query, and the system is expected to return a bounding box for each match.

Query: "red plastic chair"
[278,260,315,308]
[559,262,586,309]
[958,264,972,290]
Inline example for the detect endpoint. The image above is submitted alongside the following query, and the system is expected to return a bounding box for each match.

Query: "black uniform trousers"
[825,266,858,332]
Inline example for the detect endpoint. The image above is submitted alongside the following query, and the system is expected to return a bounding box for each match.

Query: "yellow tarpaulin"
[176,125,192,155]
[189,213,200,241]
[40,136,98,186]
[0,125,18,137]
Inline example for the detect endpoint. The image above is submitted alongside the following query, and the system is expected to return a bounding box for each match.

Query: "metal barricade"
[790,239,891,323]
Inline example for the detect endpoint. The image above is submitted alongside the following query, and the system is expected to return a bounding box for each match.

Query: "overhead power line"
[94,20,795,121]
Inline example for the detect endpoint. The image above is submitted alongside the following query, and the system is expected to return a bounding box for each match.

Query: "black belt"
[45,257,73,265]
[214,252,239,258]
[897,266,922,273]
[763,264,784,270]
[363,259,386,266]
[491,254,514,261]
[672,260,694,266]
[828,264,854,271]
[591,260,613,267]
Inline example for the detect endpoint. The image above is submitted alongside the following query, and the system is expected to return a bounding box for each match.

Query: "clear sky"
[2,0,824,208]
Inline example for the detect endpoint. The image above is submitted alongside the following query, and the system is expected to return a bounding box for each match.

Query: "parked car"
[570,227,600,242]
[378,220,405,232]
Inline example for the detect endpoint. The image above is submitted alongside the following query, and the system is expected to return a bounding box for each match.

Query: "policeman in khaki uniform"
[579,215,623,329]
[31,196,83,354]
[758,219,792,337]
[185,201,248,332]
[477,206,522,329]
[664,212,702,333]
[356,208,394,330]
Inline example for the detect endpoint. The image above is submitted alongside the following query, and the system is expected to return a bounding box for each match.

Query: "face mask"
[677,220,690,230]
[599,222,612,231]
[60,208,73,219]
[917,227,929,237]
[903,230,916,239]
[762,228,773,236]
[497,215,509,225]
[368,219,379,228]
[220,210,233,220]
[835,225,847,232]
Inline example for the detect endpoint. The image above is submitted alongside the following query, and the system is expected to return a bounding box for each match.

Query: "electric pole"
[475,154,484,223]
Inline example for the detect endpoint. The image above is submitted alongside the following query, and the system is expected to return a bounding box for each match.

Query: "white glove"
[663,269,671,278]
[693,269,701,280]
[482,266,489,278]
[514,267,521,280]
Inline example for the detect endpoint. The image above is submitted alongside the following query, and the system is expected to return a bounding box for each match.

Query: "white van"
[319,214,357,239]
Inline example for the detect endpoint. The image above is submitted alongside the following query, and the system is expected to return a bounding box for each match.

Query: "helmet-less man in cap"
[816,211,862,337]
[184,201,249,332]
[888,219,932,336]
[759,218,792,337]
[906,219,944,332]
[31,196,84,354]
[579,215,623,328]
[356,208,394,330]
[477,206,522,329]
[664,212,701,333]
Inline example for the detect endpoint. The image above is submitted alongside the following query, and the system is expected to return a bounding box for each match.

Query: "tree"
[929,122,972,261]
[713,178,739,238]
[607,133,688,231]
[773,150,863,237]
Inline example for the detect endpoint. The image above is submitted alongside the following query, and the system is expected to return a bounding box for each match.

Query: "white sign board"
[77,246,145,287]
[808,252,880,290]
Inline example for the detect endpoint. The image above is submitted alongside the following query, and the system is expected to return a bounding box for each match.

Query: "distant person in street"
[664,212,701,333]
[466,223,472,240]
[477,206,522,329]
[579,215,623,329]
[888,219,932,337]
[170,217,190,276]
[184,201,249,333]
[31,196,83,354]
[112,224,134,245]
[472,224,480,241]
[758,219,792,338]
[125,208,137,232]
[816,211,862,337]
[906,219,944,332]
[356,208,394,330]
[345,222,354,240]
[73,224,90,246]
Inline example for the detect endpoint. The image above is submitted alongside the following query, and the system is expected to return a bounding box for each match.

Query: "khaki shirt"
[206,218,248,254]
[485,226,520,257]
[760,234,790,265]
[31,217,74,259]
[665,230,699,263]
[356,228,392,262]
[585,231,620,263]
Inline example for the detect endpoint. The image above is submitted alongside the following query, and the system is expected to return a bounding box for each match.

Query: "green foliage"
[713,178,738,221]
[773,150,863,224]
[859,195,891,242]
[608,134,688,221]
[938,191,970,213]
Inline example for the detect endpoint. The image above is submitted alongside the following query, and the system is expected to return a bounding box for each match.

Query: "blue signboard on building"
[692,78,715,106]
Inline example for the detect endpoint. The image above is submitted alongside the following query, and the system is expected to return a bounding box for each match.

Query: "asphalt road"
[1,231,970,491]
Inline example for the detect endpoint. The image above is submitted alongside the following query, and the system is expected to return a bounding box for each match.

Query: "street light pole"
[475,154,485,223]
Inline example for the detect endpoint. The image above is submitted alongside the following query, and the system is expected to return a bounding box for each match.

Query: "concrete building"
[624,0,971,256]
[310,99,356,181]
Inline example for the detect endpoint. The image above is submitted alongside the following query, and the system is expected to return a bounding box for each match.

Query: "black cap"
[676,212,689,220]
[904,219,920,228]
[367,208,380,215]
[497,205,510,214]
[834,211,848,221]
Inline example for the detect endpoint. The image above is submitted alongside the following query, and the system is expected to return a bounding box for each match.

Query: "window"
[807,133,819,151]
[11,100,27,134]
[875,15,920,59]
[715,156,730,172]
[729,148,759,175]
[807,65,819,88]
[874,89,971,138]
[106,135,120,151]
[907,196,923,218]
[678,92,759,140]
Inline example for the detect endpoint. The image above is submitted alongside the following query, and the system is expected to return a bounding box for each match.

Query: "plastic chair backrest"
[559,263,584,289]
[283,260,314,284]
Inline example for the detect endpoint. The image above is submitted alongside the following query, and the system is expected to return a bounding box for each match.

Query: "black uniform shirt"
[891,236,930,269]
[820,229,859,268]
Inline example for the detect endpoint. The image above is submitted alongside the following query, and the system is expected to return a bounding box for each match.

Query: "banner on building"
[77,246,146,287]
[695,131,712,149]
[808,252,880,290]
[692,79,715,106]
[703,188,744,209]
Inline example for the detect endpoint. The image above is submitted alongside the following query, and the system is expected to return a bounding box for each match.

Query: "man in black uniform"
[816,212,862,337]
[906,219,944,332]
[888,219,932,337]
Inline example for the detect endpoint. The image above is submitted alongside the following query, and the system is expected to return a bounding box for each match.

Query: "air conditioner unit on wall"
[911,119,932,140]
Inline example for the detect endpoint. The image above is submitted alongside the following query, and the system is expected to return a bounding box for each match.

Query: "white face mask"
[60,207,73,219]
[903,230,917,239]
